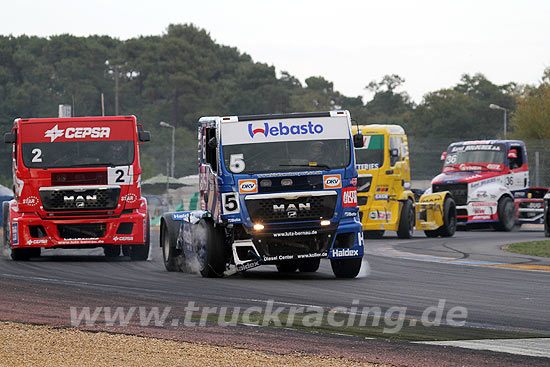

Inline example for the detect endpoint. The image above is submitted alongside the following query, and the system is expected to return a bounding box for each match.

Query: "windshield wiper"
[68,162,119,168]
[279,163,331,170]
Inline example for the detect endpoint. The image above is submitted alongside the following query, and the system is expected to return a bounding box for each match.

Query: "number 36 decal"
[108,166,133,185]
[222,192,240,214]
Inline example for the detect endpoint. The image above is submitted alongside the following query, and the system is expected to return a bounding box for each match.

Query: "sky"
[1,0,549,103]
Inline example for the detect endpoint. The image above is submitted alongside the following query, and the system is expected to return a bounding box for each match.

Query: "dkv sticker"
[323,174,341,189]
[238,179,258,194]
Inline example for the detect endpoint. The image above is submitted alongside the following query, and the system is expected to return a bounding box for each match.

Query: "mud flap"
[415,192,447,230]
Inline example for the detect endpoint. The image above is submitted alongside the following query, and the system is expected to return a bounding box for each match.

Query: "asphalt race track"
[1,226,549,366]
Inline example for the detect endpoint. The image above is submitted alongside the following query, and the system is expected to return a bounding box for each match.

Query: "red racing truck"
[3,116,151,260]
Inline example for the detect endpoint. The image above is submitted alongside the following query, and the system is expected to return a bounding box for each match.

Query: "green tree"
[511,68,550,139]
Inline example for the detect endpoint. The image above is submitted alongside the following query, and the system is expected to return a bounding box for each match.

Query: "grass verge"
[505,240,550,258]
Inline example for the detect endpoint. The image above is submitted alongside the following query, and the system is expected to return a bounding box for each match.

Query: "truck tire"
[364,230,385,239]
[198,219,226,278]
[545,199,550,237]
[330,258,362,278]
[103,245,121,257]
[424,230,439,238]
[397,199,415,239]
[11,247,41,261]
[276,261,299,273]
[494,196,515,232]
[161,222,182,272]
[131,214,150,261]
[437,196,457,237]
[298,258,320,272]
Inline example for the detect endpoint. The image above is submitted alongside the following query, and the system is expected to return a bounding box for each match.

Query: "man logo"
[273,203,311,215]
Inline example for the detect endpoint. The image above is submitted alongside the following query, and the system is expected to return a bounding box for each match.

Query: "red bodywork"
[7,116,148,249]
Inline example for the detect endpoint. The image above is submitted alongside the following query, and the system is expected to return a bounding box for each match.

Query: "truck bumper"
[455,202,499,224]
[9,210,147,249]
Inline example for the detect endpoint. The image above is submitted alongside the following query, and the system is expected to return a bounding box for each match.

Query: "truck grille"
[58,223,106,238]
[433,183,468,205]
[245,194,337,223]
[39,186,120,211]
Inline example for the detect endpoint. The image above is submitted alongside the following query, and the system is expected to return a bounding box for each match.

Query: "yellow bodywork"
[353,124,447,234]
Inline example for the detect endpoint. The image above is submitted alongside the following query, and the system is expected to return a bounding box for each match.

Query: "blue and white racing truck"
[160,111,365,278]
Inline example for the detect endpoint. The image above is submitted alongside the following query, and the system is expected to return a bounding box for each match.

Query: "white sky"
[1,0,549,103]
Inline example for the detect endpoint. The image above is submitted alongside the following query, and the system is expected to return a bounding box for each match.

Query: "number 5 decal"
[229,154,245,173]
[222,192,240,214]
[108,166,133,185]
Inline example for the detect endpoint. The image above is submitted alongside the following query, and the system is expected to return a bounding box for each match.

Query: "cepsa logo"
[342,187,357,207]
[323,174,341,189]
[238,179,258,194]
[44,125,111,142]
[248,121,324,138]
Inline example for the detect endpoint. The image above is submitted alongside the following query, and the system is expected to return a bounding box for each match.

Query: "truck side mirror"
[353,133,364,148]
[440,152,447,161]
[4,132,16,144]
[208,136,217,149]
[138,130,151,142]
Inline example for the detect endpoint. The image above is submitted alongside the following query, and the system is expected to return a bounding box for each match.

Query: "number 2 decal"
[32,148,42,163]
[108,166,133,185]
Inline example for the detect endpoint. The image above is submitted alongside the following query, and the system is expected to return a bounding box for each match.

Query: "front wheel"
[130,214,150,261]
[330,258,362,278]
[162,222,182,272]
[298,258,320,272]
[397,199,415,239]
[11,247,41,261]
[198,219,226,278]
[3,201,10,249]
[494,196,515,232]
[103,245,121,257]
[437,196,457,237]
[276,261,298,273]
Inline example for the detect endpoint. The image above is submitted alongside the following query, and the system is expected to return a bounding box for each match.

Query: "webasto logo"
[248,121,324,138]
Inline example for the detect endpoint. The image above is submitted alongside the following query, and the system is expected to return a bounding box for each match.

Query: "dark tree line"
[0,23,523,185]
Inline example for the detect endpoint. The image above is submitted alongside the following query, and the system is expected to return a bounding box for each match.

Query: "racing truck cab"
[3,116,151,260]
[161,111,365,278]
[430,140,544,230]
[353,124,456,239]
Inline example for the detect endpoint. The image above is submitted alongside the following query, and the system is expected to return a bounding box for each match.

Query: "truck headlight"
[253,223,264,231]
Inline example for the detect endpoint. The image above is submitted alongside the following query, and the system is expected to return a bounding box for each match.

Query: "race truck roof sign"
[220,116,350,145]
[20,119,134,143]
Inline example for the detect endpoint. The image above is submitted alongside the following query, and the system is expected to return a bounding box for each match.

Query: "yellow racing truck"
[352,124,456,239]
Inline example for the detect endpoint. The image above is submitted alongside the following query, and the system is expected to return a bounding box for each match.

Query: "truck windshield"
[443,143,506,171]
[222,139,350,174]
[355,134,384,170]
[21,140,135,169]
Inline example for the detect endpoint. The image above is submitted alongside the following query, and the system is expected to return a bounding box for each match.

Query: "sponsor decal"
[374,194,389,200]
[514,191,526,198]
[248,121,324,138]
[171,213,188,221]
[471,215,491,220]
[12,223,18,245]
[227,217,241,223]
[451,144,501,152]
[487,164,503,170]
[272,230,318,237]
[257,171,322,178]
[344,211,358,217]
[459,164,483,171]
[525,202,543,209]
[471,202,497,207]
[323,174,341,189]
[350,177,357,186]
[57,239,105,245]
[113,236,134,241]
[342,187,357,207]
[45,125,110,142]
[465,174,483,181]
[22,196,39,206]
[376,187,389,192]
[369,211,392,220]
[331,248,360,258]
[264,252,328,262]
[239,179,258,194]
[121,193,138,203]
[236,260,261,272]
[26,239,48,245]
[357,163,380,170]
